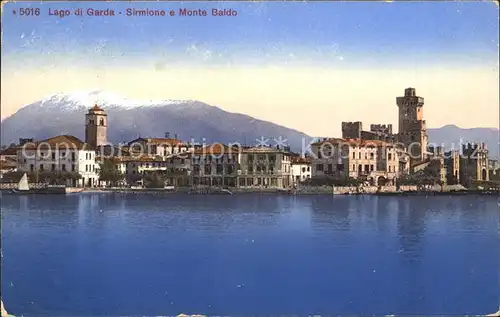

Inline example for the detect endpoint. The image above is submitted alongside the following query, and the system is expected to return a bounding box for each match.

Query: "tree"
[98,158,124,187]
[144,171,165,188]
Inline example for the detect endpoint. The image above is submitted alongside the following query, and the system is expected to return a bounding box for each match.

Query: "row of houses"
[0,134,312,188]
[0,96,496,188]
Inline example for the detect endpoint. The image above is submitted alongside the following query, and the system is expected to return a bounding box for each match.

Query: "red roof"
[128,137,185,146]
[193,143,241,155]
[0,147,18,156]
[21,135,90,150]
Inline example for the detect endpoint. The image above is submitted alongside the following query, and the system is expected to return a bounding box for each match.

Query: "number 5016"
[20,8,40,16]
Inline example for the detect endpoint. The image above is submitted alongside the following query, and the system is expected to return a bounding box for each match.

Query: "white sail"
[18,173,30,191]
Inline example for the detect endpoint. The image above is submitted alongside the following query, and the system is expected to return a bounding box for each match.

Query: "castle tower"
[396,88,428,162]
[85,104,107,149]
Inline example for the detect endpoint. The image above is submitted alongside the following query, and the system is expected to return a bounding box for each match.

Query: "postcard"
[1,1,499,316]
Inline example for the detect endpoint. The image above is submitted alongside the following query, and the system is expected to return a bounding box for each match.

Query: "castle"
[340,87,490,186]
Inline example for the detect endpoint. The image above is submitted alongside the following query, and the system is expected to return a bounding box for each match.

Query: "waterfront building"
[238,146,292,188]
[190,143,240,187]
[291,156,311,185]
[16,135,99,187]
[0,146,18,178]
[310,138,400,186]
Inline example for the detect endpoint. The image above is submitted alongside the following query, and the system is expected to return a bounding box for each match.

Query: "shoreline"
[75,187,499,196]
[2,186,498,196]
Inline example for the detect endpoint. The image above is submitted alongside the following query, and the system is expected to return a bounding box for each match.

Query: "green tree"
[98,158,124,187]
[144,171,165,188]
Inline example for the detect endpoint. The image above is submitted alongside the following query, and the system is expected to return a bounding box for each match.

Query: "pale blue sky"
[1,1,499,135]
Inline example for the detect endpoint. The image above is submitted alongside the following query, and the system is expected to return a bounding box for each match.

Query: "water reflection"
[396,197,425,263]
[310,196,351,232]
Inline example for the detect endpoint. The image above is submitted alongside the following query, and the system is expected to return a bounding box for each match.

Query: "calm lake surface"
[1,193,498,316]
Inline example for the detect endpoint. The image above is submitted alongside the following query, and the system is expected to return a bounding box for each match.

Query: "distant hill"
[427,125,499,158]
[1,91,498,157]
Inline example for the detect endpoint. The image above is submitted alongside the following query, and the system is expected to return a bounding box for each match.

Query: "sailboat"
[10,173,32,194]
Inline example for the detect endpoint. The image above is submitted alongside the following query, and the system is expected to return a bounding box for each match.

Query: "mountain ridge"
[1,91,498,157]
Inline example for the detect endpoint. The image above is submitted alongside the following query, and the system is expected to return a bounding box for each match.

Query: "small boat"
[10,173,32,194]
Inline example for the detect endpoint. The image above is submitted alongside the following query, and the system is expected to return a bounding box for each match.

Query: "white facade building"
[291,157,311,185]
[17,135,99,187]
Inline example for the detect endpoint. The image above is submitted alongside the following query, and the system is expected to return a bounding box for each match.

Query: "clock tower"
[396,88,428,162]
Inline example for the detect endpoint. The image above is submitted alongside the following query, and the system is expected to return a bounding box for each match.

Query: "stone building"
[85,104,108,149]
[310,138,400,185]
[341,122,395,143]
[460,143,489,186]
[396,88,428,163]
[444,150,460,184]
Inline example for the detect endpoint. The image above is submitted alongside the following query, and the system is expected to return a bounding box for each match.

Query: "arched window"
[100,118,105,126]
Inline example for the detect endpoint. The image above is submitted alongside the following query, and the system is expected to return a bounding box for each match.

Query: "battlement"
[370,124,393,135]
[462,142,488,156]
[428,145,444,156]
[341,121,362,139]
[397,88,424,106]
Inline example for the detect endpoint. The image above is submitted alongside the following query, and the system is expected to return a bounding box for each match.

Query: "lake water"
[1,193,498,316]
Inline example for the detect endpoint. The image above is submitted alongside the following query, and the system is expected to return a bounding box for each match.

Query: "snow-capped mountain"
[1,91,313,150]
[32,90,195,111]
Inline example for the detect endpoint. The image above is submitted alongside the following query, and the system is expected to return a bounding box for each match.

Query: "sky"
[1,1,499,137]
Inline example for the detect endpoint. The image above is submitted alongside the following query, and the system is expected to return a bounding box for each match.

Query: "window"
[364,153,367,159]
[52,153,56,160]
[302,167,306,173]
[62,164,66,171]
[388,153,392,160]
[370,165,374,171]
[352,152,355,159]
[316,164,323,171]
[30,164,34,171]
[72,164,76,171]
[86,165,88,172]
[52,164,56,171]
[40,164,44,171]
[100,118,104,126]
[71,152,76,161]
[307,167,310,171]
[358,153,361,159]
[370,153,374,159]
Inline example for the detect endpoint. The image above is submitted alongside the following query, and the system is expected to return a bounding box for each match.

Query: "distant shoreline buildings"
[0,88,496,189]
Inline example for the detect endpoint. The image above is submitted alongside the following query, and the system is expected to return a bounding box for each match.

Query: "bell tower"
[85,104,107,149]
[396,88,428,162]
